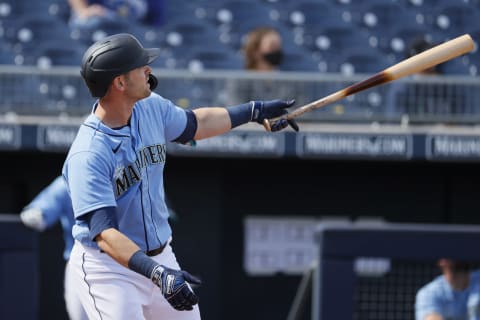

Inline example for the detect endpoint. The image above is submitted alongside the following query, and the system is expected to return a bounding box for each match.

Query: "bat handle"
[262,119,272,132]
[262,114,289,132]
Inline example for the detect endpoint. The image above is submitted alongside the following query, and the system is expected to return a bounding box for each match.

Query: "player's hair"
[243,26,280,70]
[407,36,434,58]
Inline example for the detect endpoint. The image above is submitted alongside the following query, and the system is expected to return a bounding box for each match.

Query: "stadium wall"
[1,150,480,320]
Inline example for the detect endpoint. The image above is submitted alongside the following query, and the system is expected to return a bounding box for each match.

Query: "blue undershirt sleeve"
[83,206,118,241]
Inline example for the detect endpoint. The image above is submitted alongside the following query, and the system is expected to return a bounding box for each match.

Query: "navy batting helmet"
[81,33,160,97]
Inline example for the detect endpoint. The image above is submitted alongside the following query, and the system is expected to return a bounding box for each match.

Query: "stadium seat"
[162,17,229,68]
[0,46,16,65]
[164,0,199,20]
[359,2,423,50]
[280,47,321,72]
[336,47,391,75]
[20,0,70,21]
[2,13,77,68]
[187,47,243,71]
[330,0,384,26]
[5,13,71,45]
[163,17,221,48]
[70,18,133,45]
[212,0,278,49]
[439,57,473,76]
[31,40,86,67]
[432,3,480,37]
[285,1,339,28]
[214,0,274,26]
[128,23,165,48]
[384,26,433,61]
[304,24,371,57]
[0,0,21,22]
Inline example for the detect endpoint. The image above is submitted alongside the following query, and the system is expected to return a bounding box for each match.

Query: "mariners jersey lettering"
[63,93,187,251]
[115,143,167,197]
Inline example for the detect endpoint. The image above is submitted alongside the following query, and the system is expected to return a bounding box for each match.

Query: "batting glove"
[151,265,201,311]
[251,100,299,132]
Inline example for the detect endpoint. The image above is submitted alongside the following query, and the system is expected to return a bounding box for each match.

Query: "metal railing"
[1,65,479,125]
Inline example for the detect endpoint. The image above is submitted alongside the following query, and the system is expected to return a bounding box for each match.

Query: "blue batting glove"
[151,265,201,311]
[251,100,299,132]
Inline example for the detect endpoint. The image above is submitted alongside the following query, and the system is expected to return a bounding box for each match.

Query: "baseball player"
[415,259,480,320]
[20,175,88,320]
[63,32,298,320]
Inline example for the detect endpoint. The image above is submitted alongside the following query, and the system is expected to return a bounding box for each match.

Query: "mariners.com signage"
[297,132,413,160]
[2,123,480,162]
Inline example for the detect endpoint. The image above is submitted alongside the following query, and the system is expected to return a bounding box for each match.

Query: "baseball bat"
[263,34,475,131]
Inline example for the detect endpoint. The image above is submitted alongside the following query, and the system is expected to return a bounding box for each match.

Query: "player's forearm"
[192,107,231,140]
[95,228,141,268]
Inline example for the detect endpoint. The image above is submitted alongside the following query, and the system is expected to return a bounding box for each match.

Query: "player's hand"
[20,208,47,231]
[251,100,299,132]
[151,265,201,311]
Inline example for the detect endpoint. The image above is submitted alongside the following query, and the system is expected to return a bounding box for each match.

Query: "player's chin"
[144,87,152,97]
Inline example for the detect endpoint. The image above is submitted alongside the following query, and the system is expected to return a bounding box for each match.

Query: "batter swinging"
[63,33,298,319]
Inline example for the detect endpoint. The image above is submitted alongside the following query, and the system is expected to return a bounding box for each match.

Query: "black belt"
[146,242,167,257]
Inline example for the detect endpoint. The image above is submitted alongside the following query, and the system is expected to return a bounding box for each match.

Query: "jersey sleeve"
[415,285,442,320]
[150,93,188,142]
[26,176,71,228]
[64,151,117,218]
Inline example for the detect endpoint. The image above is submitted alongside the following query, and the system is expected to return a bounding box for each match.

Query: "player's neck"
[96,96,134,128]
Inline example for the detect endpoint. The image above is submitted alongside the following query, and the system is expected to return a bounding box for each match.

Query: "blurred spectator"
[385,37,466,122]
[225,26,311,106]
[68,0,165,38]
[415,259,480,320]
[407,37,439,75]
[145,0,166,27]
[243,26,284,71]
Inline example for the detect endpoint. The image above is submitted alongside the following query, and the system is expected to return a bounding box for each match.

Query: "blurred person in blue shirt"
[415,258,480,320]
[20,176,87,320]
[68,0,165,36]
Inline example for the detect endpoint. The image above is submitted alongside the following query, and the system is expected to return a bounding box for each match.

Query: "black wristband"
[128,250,159,278]
[226,102,254,128]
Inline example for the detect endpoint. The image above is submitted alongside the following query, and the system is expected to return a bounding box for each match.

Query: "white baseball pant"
[69,239,201,320]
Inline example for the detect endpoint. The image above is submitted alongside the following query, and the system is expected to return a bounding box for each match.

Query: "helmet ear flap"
[148,74,158,91]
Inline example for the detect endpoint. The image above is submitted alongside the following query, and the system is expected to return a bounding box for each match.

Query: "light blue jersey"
[62,93,186,252]
[25,176,74,260]
[415,270,480,320]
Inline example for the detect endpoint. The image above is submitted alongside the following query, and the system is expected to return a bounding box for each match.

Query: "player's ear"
[113,76,125,91]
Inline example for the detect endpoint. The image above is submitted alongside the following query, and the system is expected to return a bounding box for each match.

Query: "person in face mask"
[222,26,312,109]
[244,27,284,71]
